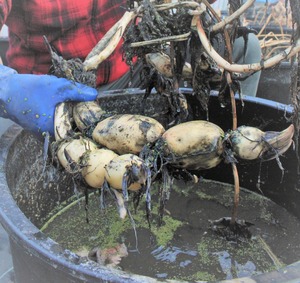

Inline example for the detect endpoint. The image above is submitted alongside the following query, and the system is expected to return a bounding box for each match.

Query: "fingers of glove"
[0,72,97,135]
[45,76,98,102]
[9,74,98,103]
[0,68,98,104]
[10,112,55,136]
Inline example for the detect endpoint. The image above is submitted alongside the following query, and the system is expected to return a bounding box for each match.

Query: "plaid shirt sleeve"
[0,0,11,29]
[5,0,129,86]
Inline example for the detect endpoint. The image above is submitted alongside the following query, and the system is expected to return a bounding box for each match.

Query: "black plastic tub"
[257,62,294,104]
[249,24,293,104]
[0,89,300,283]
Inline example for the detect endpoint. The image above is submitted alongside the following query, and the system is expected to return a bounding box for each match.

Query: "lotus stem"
[210,0,256,32]
[83,10,138,71]
[155,1,200,11]
[230,163,240,225]
[193,16,300,73]
[130,32,191,48]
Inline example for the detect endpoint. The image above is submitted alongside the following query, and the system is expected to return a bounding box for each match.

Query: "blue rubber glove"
[0,65,98,136]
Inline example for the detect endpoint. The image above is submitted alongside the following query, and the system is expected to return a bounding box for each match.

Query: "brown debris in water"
[88,243,129,267]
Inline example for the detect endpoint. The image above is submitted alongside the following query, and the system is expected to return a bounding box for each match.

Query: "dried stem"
[210,0,256,32]
[257,14,273,37]
[155,1,200,11]
[130,32,191,47]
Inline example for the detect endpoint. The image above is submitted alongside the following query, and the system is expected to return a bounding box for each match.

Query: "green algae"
[195,234,278,279]
[42,188,183,251]
[41,179,300,282]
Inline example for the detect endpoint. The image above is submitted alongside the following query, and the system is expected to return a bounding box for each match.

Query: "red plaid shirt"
[0,0,129,86]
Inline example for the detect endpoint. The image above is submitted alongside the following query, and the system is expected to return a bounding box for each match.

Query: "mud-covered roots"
[123,0,192,66]
[209,217,254,242]
[43,36,97,87]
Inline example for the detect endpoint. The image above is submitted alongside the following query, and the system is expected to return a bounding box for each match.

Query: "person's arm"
[0,3,98,137]
[0,64,98,136]
[0,0,11,66]
[0,0,12,29]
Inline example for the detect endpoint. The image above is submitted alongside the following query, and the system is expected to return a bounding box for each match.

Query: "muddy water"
[41,178,300,282]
